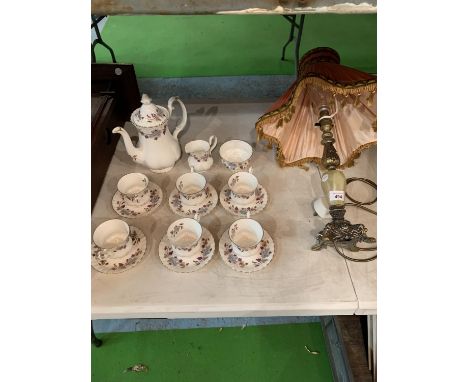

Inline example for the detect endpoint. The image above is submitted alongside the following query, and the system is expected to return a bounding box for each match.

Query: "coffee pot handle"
[167,96,187,141]
[208,135,218,154]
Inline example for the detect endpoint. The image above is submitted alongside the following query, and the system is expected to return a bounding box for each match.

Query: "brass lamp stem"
[312,106,376,254]
[318,106,340,171]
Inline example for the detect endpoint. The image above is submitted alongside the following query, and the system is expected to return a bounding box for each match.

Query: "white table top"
[91,102,376,319]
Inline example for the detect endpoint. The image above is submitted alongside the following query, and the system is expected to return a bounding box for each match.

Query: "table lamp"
[255,47,377,260]
[311,103,376,259]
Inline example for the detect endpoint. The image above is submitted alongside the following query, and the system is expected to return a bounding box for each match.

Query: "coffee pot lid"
[130,94,169,129]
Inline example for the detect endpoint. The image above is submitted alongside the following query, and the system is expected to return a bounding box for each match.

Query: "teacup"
[228,215,264,257]
[185,135,217,172]
[167,216,202,257]
[176,170,207,206]
[228,168,258,205]
[117,173,150,205]
[219,140,252,172]
[93,219,132,260]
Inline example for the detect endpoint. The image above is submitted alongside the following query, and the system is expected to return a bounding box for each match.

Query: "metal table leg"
[295,15,305,73]
[281,15,306,75]
[91,15,116,63]
[281,15,297,61]
[91,321,102,347]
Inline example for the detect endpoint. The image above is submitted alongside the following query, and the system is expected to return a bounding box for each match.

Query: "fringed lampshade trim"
[256,127,377,170]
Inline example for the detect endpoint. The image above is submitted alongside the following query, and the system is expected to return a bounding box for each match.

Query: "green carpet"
[92,323,334,381]
[94,15,376,77]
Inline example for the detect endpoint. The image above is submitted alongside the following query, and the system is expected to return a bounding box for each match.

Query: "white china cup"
[228,214,264,257]
[117,173,150,205]
[219,140,253,171]
[185,135,217,172]
[93,219,132,260]
[176,169,207,206]
[167,215,202,257]
[228,167,258,206]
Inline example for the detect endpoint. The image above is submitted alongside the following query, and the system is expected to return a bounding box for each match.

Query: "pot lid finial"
[139,93,157,115]
[131,93,169,129]
[141,93,152,105]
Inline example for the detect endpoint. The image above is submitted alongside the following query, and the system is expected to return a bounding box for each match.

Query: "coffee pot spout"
[112,126,143,164]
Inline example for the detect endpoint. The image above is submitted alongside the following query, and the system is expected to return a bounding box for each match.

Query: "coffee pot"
[113,94,187,173]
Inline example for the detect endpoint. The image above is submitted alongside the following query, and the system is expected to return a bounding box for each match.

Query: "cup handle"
[246,211,251,219]
[190,166,194,173]
[194,213,200,222]
[209,135,218,154]
[248,166,253,174]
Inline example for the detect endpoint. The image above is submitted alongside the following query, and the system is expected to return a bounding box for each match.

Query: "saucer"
[169,183,218,218]
[91,226,147,274]
[159,227,215,273]
[219,227,274,273]
[220,184,268,217]
[112,182,163,218]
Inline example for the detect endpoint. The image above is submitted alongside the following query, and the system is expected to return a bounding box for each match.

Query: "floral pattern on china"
[112,183,163,218]
[132,97,169,139]
[219,140,253,172]
[230,223,239,238]
[159,228,216,273]
[221,184,268,216]
[178,180,204,200]
[222,158,250,171]
[185,136,218,172]
[91,227,147,274]
[219,227,275,273]
[163,237,212,269]
[135,103,167,125]
[142,125,167,140]
[224,239,272,268]
[191,151,210,162]
[169,222,185,237]
[168,221,200,252]
[229,175,240,188]
[169,184,218,217]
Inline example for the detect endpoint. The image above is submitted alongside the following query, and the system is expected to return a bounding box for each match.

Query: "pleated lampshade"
[255,47,377,169]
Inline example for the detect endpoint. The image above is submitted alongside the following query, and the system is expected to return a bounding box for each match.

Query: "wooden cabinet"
[91,64,140,210]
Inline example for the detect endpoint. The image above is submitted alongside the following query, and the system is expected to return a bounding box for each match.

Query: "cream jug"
[185,136,217,172]
[113,94,187,173]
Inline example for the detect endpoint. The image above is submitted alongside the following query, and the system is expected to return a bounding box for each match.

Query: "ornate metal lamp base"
[311,206,376,252]
[310,106,376,260]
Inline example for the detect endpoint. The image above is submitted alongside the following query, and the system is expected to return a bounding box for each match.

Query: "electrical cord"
[334,176,377,262]
[332,241,377,262]
[345,177,377,215]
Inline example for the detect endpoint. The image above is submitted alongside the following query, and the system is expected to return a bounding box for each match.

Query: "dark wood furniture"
[322,316,373,381]
[91,63,140,210]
